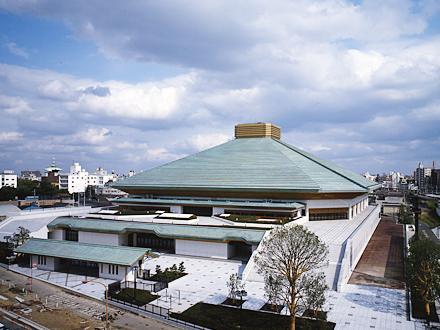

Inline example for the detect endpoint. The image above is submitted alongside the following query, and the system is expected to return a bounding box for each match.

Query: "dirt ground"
[348,215,405,289]
[0,268,175,330]
[0,281,106,329]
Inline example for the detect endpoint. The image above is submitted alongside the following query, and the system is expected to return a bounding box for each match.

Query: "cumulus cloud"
[0,0,439,174]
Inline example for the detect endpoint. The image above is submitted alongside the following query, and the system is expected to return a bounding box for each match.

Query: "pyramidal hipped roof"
[114,136,378,193]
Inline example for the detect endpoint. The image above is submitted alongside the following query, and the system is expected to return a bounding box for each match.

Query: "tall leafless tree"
[255,225,328,330]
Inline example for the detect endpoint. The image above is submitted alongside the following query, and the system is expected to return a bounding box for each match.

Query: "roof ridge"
[264,138,321,189]
[274,139,369,190]
[113,137,234,187]
[27,237,148,251]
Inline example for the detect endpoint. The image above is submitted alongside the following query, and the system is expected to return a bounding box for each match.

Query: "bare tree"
[255,225,329,330]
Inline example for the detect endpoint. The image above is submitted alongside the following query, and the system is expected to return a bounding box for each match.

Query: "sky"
[0,0,439,176]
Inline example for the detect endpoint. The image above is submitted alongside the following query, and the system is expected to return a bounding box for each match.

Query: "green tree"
[407,238,440,324]
[178,261,186,273]
[37,181,58,197]
[226,273,245,304]
[11,226,30,248]
[264,274,283,312]
[0,186,16,201]
[300,272,328,319]
[16,179,39,199]
[255,225,329,330]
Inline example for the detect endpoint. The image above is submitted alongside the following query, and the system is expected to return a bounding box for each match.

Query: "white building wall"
[175,239,229,259]
[98,263,128,281]
[50,229,64,240]
[0,172,18,189]
[78,231,120,246]
[300,194,369,221]
[213,207,225,215]
[118,234,128,246]
[170,205,183,213]
[31,255,58,271]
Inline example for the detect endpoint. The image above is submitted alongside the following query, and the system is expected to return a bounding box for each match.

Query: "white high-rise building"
[59,163,117,194]
[0,170,17,189]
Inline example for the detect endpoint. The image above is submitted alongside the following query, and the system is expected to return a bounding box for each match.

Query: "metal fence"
[121,280,167,292]
[108,296,169,317]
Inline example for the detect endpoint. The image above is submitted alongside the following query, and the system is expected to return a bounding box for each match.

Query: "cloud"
[0,95,32,114]
[74,127,112,145]
[0,131,23,142]
[4,41,29,59]
[0,0,439,174]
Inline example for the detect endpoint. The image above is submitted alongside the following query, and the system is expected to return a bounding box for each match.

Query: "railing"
[336,205,381,291]
[108,296,169,317]
[121,280,167,293]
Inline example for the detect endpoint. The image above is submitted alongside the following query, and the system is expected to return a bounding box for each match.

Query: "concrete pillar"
[133,233,137,247]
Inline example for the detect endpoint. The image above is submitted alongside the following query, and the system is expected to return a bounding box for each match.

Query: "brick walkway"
[348,215,405,289]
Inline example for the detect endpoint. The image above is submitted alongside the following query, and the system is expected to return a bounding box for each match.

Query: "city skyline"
[1,1,440,174]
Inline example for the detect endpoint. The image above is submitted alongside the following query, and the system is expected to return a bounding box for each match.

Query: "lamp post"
[82,279,109,328]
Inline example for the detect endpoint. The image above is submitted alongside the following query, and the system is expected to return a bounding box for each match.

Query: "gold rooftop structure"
[234,122,281,140]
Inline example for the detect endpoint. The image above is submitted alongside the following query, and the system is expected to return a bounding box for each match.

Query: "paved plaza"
[9,265,113,299]
[10,253,419,330]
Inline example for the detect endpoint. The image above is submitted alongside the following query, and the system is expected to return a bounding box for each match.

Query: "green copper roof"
[113,137,378,193]
[114,197,305,209]
[48,217,266,244]
[15,238,148,266]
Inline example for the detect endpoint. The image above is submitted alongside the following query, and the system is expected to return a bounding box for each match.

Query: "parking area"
[348,215,405,289]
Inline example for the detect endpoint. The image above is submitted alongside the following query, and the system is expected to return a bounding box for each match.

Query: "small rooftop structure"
[234,122,281,140]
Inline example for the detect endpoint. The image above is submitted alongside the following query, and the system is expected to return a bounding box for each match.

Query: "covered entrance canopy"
[15,238,149,267]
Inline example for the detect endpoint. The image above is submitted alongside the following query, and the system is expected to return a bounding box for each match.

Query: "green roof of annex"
[16,238,149,266]
[113,124,379,193]
[48,217,267,244]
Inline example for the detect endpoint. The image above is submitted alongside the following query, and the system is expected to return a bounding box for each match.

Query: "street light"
[82,279,109,328]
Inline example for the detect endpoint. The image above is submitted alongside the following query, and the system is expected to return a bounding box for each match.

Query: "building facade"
[0,170,17,189]
[59,163,117,194]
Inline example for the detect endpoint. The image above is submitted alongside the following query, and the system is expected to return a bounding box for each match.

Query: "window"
[108,264,111,273]
[309,208,349,221]
[65,229,78,241]
[37,255,47,265]
[100,263,103,273]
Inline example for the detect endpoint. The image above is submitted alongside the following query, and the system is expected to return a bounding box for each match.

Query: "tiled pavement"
[10,255,419,329]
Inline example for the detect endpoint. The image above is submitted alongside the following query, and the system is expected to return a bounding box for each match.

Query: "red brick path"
[348,215,405,289]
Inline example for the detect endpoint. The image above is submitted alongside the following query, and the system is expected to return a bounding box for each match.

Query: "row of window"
[65,229,79,241]
[100,263,119,275]
[309,212,348,221]
[37,255,47,265]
